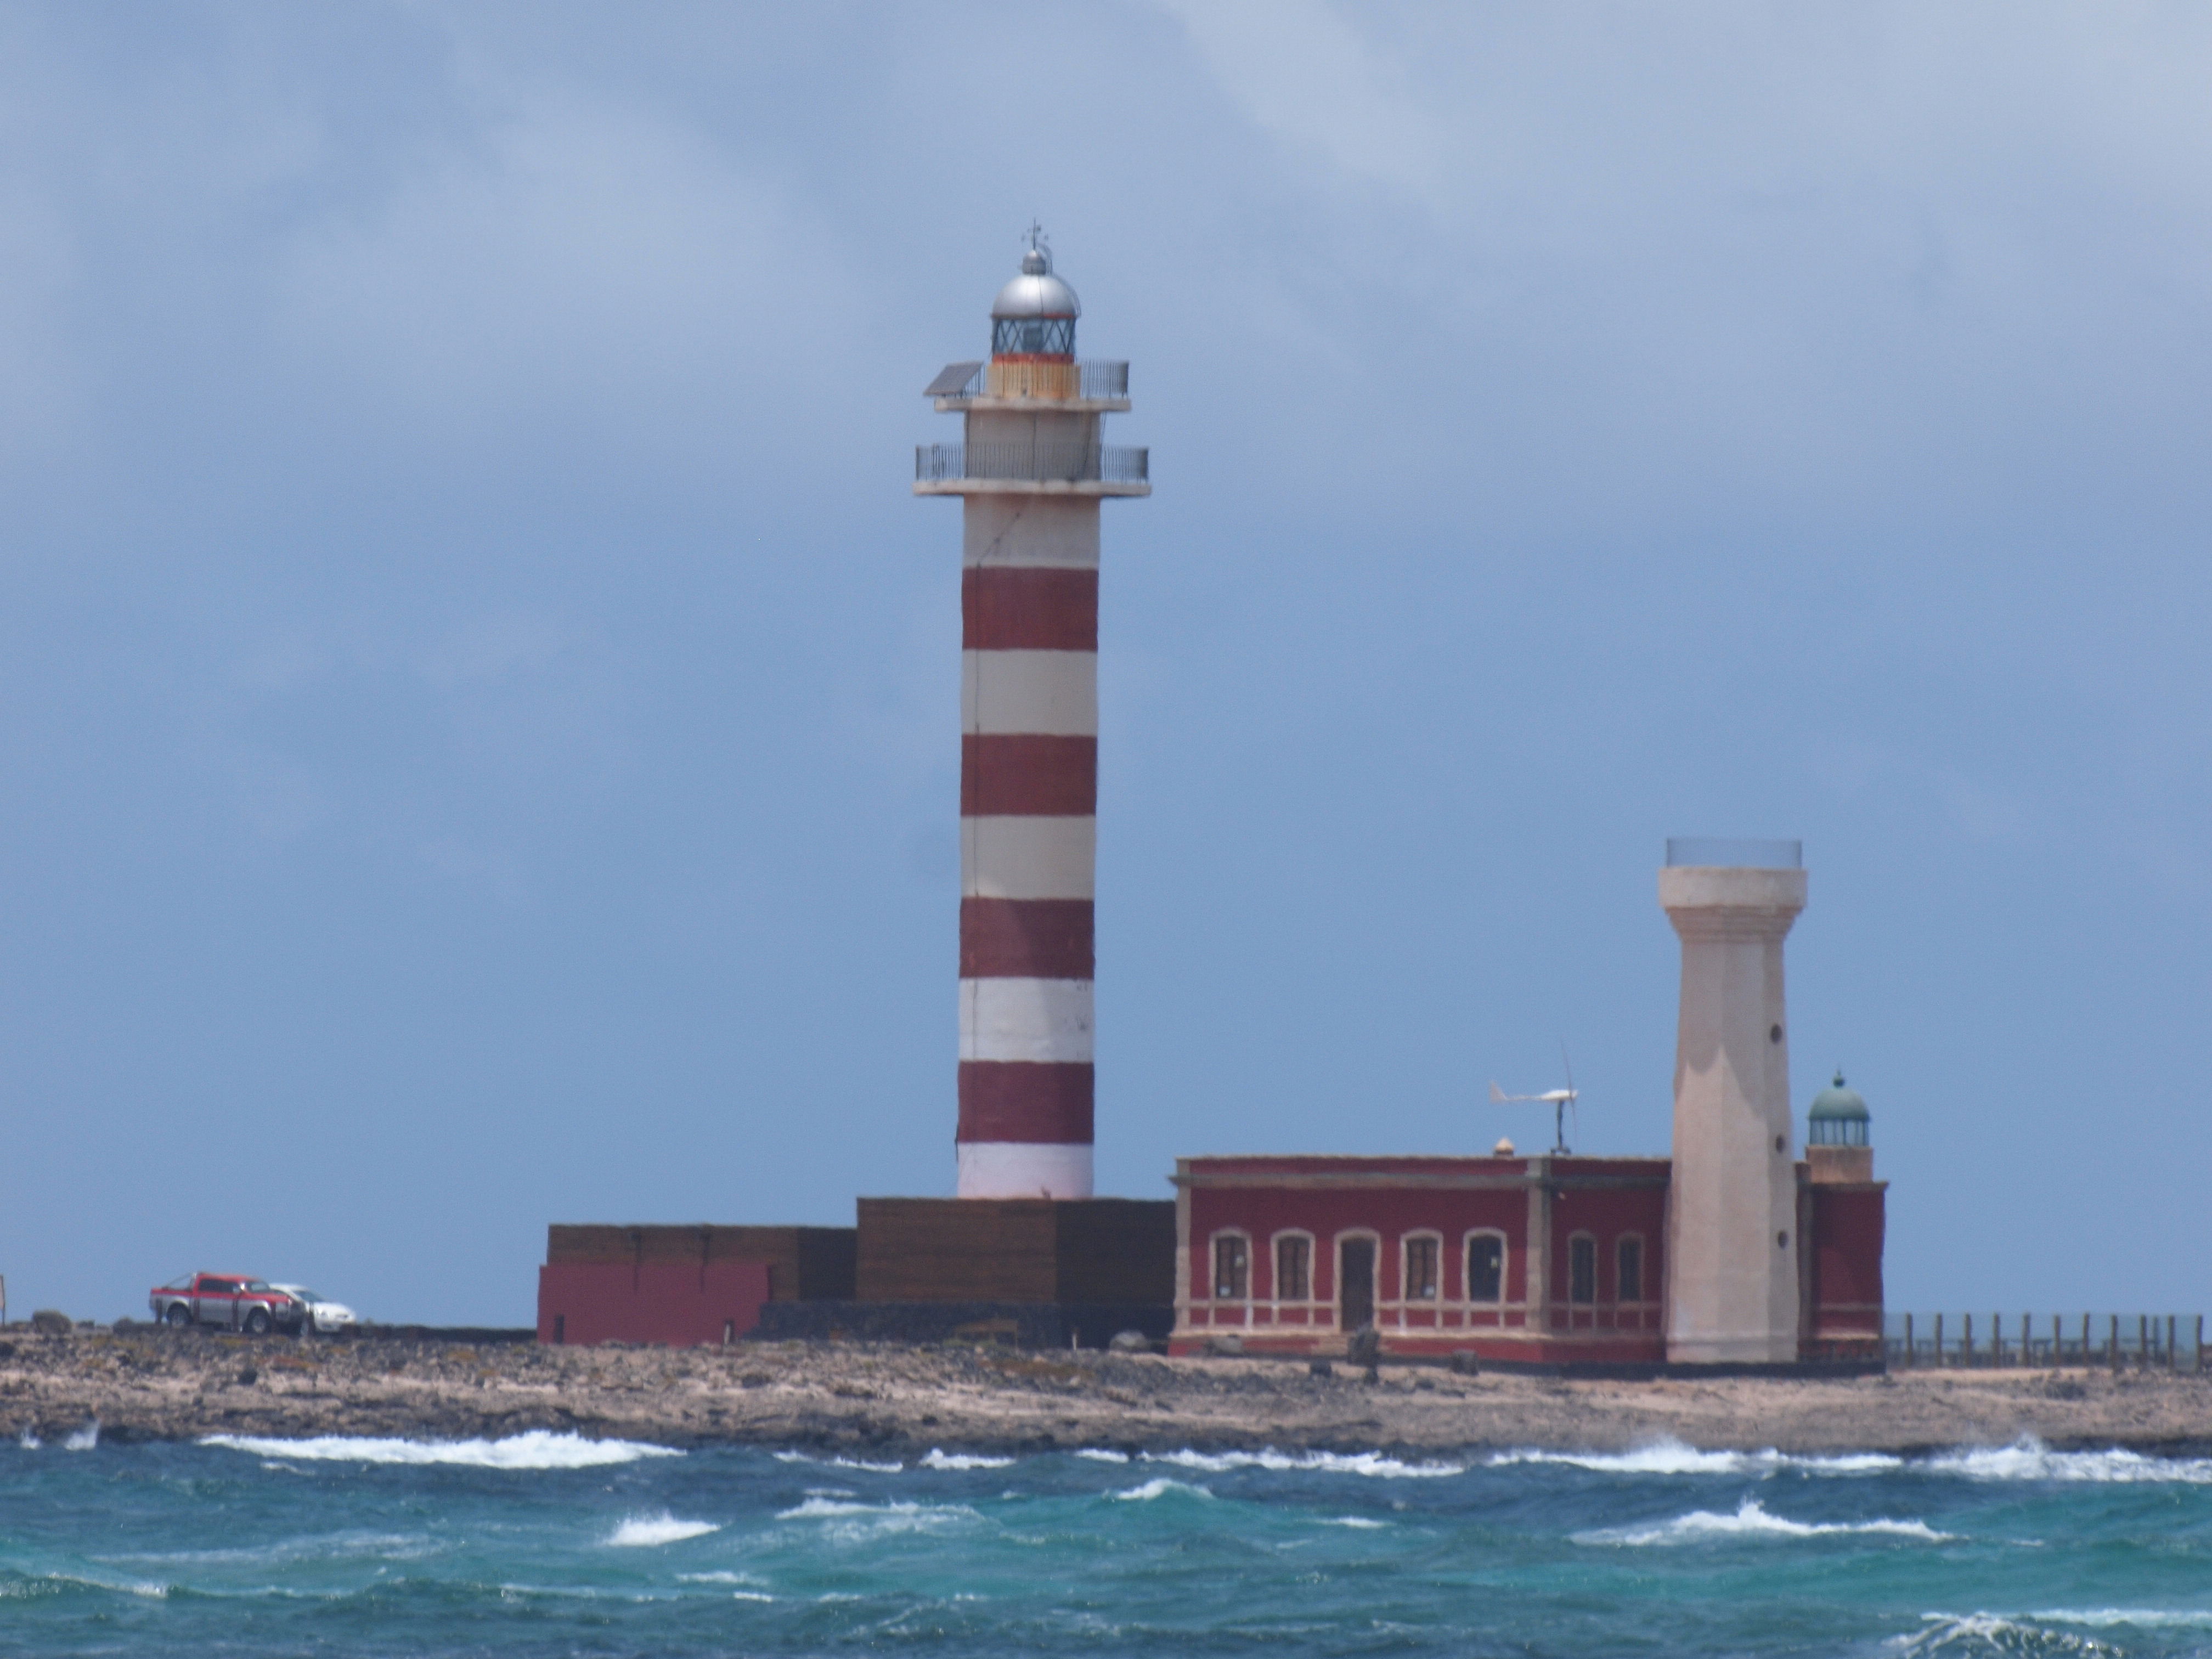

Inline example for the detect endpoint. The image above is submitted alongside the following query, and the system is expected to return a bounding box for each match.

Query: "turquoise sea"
[5,1429,2212,1655]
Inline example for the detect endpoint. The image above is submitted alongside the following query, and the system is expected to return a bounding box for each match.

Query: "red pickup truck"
[149,1274,304,1335]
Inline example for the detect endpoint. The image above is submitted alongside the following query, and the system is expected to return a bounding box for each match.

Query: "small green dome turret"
[1808,1071,1870,1147]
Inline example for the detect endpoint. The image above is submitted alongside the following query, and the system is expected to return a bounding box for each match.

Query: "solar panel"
[924,361,983,397]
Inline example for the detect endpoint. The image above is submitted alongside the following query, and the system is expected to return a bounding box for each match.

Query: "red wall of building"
[1175,1155,1672,1362]
[536,1259,771,1347]
[1807,1186,1886,1353]
[1184,1181,1532,1306]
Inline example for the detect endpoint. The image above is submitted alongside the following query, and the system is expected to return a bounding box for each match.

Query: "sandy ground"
[5,1330,2210,1455]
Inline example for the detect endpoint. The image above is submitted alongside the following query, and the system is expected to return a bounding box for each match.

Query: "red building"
[1170,1144,1882,1366]
[535,1225,855,1347]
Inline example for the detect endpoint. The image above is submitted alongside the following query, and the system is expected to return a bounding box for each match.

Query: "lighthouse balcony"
[915,442,1151,497]
[926,359,1131,413]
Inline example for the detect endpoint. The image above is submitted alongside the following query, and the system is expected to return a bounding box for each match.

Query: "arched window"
[1273,1233,1312,1302]
[1338,1234,1377,1331]
[1616,1235,1645,1304]
[1465,1232,1506,1302]
[1568,1233,1598,1305]
[1212,1233,1250,1301]
[1403,1234,1441,1301]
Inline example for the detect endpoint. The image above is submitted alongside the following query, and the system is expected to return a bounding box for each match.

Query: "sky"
[1,3,2208,1325]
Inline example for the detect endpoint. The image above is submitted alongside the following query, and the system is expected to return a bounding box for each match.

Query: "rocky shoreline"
[6,1329,2211,1457]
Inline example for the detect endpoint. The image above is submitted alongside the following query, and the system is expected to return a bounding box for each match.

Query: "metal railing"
[933,359,1129,401]
[916,443,1149,485]
[1885,1312,2204,1370]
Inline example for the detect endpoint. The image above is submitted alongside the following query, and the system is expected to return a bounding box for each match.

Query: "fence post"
[1964,1312,1974,1367]
[2197,1314,2204,1375]
[2109,1313,2119,1370]
[1904,1312,1914,1368]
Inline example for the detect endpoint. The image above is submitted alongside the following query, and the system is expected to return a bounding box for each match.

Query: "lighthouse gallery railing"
[916,443,1149,485]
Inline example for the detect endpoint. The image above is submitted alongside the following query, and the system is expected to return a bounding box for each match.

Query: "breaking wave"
[1923,1438,2212,1484]
[1491,1438,1900,1476]
[606,1514,721,1547]
[920,1448,1015,1470]
[1576,1495,1951,1546]
[1142,1448,1464,1479]
[1897,1614,2123,1654]
[200,1431,680,1469]
[1075,1448,1131,1463]
[1113,1477,1213,1502]
[63,1421,98,1452]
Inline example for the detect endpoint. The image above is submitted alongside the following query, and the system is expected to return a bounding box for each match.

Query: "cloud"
[273,77,857,456]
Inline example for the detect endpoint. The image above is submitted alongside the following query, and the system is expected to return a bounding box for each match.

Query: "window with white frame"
[1403,1234,1440,1300]
[1212,1233,1250,1300]
[1568,1233,1597,1305]
[1616,1235,1644,1303]
[1466,1233,1505,1302]
[1274,1234,1311,1302]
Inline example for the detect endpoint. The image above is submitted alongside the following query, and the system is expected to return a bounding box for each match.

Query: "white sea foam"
[1143,1448,1464,1479]
[1577,1495,1950,1547]
[1319,1515,1389,1529]
[63,1420,98,1451]
[200,1430,680,1469]
[774,1496,979,1536]
[1897,1614,2120,1655]
[676,1573,776,1600]
[2034,1609,2212,1629]
[607,1513,721,1547]
[1491,1437,1900,1476]
[16,1429,39,1449]
[921,1448,1016,1470]
[43,1571,168,1600]
[1113,1477,1213,1502]
[1923,1437,2212,1485]
[771,1449,904,1472]
[1075,1448,1131,1463]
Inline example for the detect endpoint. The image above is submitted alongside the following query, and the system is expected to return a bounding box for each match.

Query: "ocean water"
[5,1429,2212,1655]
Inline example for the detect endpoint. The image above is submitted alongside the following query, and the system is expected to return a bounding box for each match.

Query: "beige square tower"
[1658,840,1807,1364]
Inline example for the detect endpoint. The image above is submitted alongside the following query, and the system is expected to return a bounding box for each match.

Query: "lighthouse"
[1658,838,1808,1363]
[916,231,1150,1199]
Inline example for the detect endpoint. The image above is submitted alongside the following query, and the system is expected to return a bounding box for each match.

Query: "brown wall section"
[856,1198,1174,1306]
[545,1225,856,1303]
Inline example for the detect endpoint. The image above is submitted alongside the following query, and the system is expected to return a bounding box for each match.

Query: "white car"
[270,1284,358,1335]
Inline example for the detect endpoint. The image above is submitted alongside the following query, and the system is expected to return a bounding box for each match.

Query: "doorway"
[1339,1237,1375,1331]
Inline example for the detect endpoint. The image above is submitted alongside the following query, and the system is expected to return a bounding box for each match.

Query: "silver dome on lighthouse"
[991,234,1080,320]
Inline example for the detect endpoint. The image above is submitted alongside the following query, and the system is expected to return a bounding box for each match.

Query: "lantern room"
[986,230,1081,397]
[1808,1071,1871,1147]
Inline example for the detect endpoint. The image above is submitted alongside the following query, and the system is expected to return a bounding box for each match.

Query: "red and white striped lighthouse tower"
[916,230,1150,1199]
